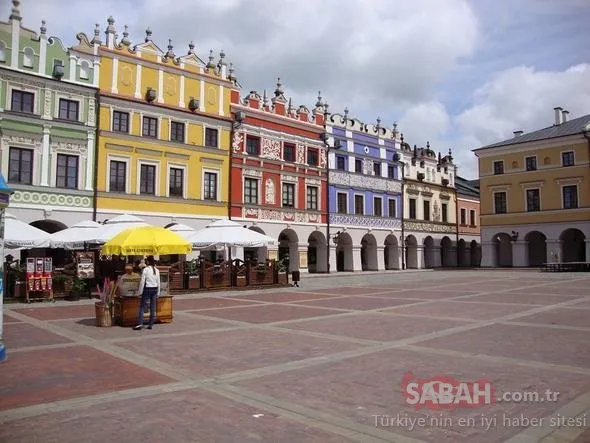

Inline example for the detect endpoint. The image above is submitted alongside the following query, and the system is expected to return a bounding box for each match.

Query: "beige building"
[474,108,590,267]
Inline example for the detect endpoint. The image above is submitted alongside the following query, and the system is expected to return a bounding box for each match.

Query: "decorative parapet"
[404,220,455,233]
[330,171,401,193]
[242,207,322,224]
[12,189,93,208]
[329,213,401,229]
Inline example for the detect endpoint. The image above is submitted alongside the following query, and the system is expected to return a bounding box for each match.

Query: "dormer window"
[23,47,34,68]
[79,61,90,80]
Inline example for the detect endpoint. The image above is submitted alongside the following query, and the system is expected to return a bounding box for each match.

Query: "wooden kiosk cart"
[113,266,173,327]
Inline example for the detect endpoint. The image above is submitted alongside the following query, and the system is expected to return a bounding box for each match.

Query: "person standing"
[133,256,160,330]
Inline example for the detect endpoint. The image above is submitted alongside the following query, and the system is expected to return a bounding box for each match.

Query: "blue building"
[325,111,402,272]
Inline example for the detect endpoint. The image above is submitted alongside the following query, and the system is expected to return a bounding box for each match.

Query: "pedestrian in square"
[133,256,160,330]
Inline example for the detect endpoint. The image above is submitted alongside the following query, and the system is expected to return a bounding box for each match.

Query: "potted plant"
[186,260,200,289]
[95,277,118,327]
[68,276,86,301]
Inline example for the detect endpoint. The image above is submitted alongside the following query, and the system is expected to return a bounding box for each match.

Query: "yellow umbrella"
[101,226,192,256]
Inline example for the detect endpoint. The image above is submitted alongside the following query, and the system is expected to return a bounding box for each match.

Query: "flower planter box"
[187,275,201,290]
[169,272,184,290]
[277,273,289,286]
[113,296,173,327]
[235,275,247,287]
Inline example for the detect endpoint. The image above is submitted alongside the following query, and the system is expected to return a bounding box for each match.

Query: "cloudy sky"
[4,0,590,178]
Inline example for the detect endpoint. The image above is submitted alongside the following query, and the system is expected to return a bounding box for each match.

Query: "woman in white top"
[133,256,160,330]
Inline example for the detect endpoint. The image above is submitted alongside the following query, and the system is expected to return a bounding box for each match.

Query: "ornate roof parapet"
[144,27,152,42]
[120,25,131,47]
[90,23,101,45]
[326,109,402,141]
[243,90,262,109]
[164,38,175,59]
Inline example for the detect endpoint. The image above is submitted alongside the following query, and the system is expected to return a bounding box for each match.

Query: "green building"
[0,0,98,232]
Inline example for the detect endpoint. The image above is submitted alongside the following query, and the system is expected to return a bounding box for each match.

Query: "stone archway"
[361,233,378,271]
[560,228,586,262]
[440,236,453,267]
[30,219,67,234]
[470,240,481,267]
[336,232,353,272]
[423,236,435,268]
[493,232,513,267]
[525,231,547,267]
[405,235,418,269]
[243,226,268,262]
[307,231,327,273]
[384,234,400,270]
[278,228,299,272]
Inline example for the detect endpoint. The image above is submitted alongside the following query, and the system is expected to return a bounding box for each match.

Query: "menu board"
[76,252,95,279]
[44,257,53,273]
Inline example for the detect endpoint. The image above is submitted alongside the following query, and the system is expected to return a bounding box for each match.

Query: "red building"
[230,79,328,273]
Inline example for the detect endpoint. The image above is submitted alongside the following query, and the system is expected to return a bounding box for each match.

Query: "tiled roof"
[475,113,590,150]
[456,176,479,199]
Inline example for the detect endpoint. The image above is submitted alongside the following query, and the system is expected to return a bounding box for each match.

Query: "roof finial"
[145,27,152,42]
[40,20,47,35]
[315,91,323,108]
[10,0,21,22]
[188,41,194,54]
[427,141,430,149]
[275,77,284,96]
[91,23,101,44]
[206,49,215,69]
[219,49,226,65]
[166,38,175,58]
[228,62,236,82]
[376,116,381,130]
[288,97,293,113]
[121,25,130,46]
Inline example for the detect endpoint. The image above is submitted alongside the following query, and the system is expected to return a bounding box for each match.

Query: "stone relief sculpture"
[432,200,441,221]
[265,178,275,204]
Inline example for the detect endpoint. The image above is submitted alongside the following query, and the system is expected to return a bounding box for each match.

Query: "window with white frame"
[203,171,218,200]
[493,160,504,175]
[170,121,185,143]
[354,195,364,215]
[8,147,33,184]
[58,99,79,121]
[282,182,295,207]
[441,203,448,222]
[337,192,347,213]
[307,186,318,210]
[109,159,127,192]
[423,200,430,221]
[409,198,416,219]
[205,127,218,148]
[142,116,158,138]
[373,196,382,216]
[11,90,34,113]
[56,154,79,189]
[562,185,578,209]
[244,177,258,204]
[525,156,537,171]
[139,163,156,194]
[388,198,396,218]
[526,188,540,212]
[494,192,507,214]
[112,111,129,133]
[460,208,467,225]
[562,151,575,167]
[169,167,184,197]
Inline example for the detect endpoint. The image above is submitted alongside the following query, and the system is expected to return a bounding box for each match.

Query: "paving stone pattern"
[1,270,589,442]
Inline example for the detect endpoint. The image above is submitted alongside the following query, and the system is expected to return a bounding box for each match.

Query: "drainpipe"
[322,114,331,274]
[455,191,460,268]
[92,89,100,221]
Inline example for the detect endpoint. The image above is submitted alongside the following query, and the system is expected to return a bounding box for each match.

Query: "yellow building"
[74,18,238,227]
[474,108,590,267]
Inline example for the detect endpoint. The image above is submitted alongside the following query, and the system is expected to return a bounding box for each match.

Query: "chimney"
[562,110,569,123]
[554,107,563,125]
[513,130,523,137]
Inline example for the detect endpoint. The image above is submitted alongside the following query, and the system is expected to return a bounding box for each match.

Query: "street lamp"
[0,173,13,362]
[393,146,406,270]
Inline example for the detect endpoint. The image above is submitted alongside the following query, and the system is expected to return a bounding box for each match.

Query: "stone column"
[328,243,337,273]
[481,241,495,267]
[586,240,590,263]
[352,245,362,271]
[513,240,527,267]
[85,131,95,191]
[546,239,561,263]
[432,245,442,268]
[40,126,51,186]
[376,246,385,271]
[297,243,308,272]
[416,245,424,269]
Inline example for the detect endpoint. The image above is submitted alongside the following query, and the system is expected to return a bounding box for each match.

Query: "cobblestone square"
[1,270,589,442]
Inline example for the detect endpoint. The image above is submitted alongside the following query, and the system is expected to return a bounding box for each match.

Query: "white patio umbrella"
[89,214,149,244]
[49,220,102,249]
[166,223,196,241]
[187,219,278,248]
[3,213,51,248]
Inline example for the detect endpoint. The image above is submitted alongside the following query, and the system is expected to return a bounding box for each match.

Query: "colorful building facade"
[399,142,458,269]
[325,112,402,272]
[75,17,238,227]
[474,108,590,267]
[456,176,481,266]
[0,1,98,231]
[229,82,327,272]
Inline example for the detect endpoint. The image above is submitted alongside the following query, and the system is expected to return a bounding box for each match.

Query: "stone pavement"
[1,270,589,443]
